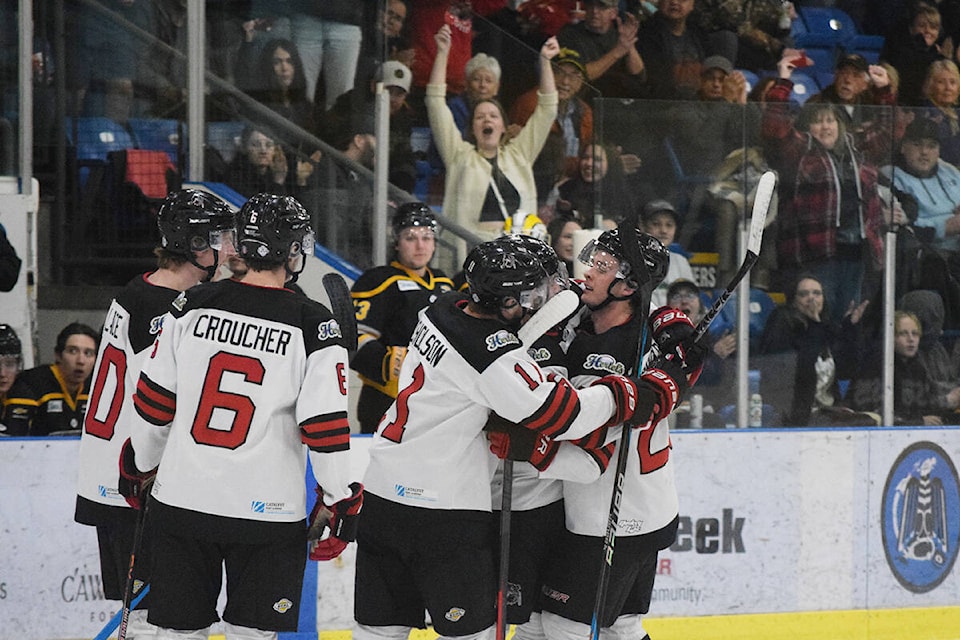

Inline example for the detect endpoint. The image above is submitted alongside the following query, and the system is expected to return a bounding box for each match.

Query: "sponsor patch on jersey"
[541,585,570,603]
[394,483,438,503]
[485,329,520,352]
[618,518,644,535]
[398,280,421,292]
[149,314,165,335]
[250,500,295,516]
[583,353,626,375]
[881,441,960,593]
[273,598,294,614]
[48,399,64,413]
[172,291,188,311]
[317,319,343,341]
[444,607,466,622]
[98,484,122,499]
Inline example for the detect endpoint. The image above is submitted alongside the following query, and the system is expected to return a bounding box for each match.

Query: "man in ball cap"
[0,324,22,407]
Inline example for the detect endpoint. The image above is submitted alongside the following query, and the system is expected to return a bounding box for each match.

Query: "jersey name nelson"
[409,320,449,367]
[191,312,294,355]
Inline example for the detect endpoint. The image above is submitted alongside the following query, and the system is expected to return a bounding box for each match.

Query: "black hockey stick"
[588,171,777,640]
[117,490,151,640]
[322,273,358,359]
[495,289,579,640]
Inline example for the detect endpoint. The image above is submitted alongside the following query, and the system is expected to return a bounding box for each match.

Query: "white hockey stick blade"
[747,171,776,256]
[518,289,579,347]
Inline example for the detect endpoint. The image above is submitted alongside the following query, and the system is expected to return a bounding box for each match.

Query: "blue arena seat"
[789,72,820,105]
[206,121,245,165]
[738,69,760,94]
[127,118,184,165]
[709,287,777,350]
[64,117,134,162]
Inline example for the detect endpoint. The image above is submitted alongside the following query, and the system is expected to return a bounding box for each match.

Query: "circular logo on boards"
[881,441,960,593]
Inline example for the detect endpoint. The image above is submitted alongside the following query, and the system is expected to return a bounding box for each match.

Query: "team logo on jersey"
[317,319,343,341]
[398,280,420,292]
[506,581,522,607]
[529,346,551,362]
[149,314,165,335]
[583,353,625,375]
[881,441,960,593]
[485,329,520,351]
[172,291,187,311]
[444,607,466,622]
[48,399,64,413]
[273,598,294,614]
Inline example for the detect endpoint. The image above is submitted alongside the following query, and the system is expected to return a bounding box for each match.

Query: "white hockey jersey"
[363,292,621,512]
[129,279,353,525]
[76,274,182,521]
[562,316,680,543]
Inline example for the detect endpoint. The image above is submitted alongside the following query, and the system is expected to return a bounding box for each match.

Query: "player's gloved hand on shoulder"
[591,374,638,427]
[118,438,157,510]
[382,346,408,397]
[484,413,558,471]
[308,482,364,561]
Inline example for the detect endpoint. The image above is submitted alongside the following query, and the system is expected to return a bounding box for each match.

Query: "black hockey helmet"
[238,193,314,276]
[0,324,21,357]
[463,236,551,313]
[157,189,236,255]
[578,225,669,290]
[392,202,438,239]
[501,234,568,294]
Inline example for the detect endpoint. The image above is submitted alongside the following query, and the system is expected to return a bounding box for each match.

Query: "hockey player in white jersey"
[74,188,236,639]
[538,225,705,640]
[353,236,658,640]
[120,193,362,640]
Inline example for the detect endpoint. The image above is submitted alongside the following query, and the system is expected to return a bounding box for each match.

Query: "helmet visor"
[518,276,554,312]
[577,240,630,280]
[208,229,237,252]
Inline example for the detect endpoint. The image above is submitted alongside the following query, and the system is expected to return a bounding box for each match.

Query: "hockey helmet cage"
[157,189,236,255]
[0,324,21,357]
[238,193,315,265]
[578,226,669,289]
[393,202,438,239]
[463,237,551,311]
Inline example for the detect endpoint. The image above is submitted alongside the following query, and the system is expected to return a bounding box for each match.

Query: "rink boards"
[2,427,959,640]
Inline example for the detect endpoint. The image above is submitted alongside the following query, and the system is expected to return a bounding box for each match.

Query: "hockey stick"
[92,585,150,640]
[322,273,358,359]
[117,490,151,640]
[588,171,777,640]
[495,288,580,640]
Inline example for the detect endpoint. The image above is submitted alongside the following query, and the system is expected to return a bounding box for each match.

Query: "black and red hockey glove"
[591,374,638,427]
[117,438,157,510]
[650,306,707,382]
[485,413,559,471]
[308,482,364,561]
[636,358,688,426]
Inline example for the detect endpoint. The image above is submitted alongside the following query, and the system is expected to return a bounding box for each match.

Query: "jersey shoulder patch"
[425,292,523,373]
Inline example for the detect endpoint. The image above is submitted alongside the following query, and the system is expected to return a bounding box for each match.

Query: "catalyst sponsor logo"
[881,441,960,593]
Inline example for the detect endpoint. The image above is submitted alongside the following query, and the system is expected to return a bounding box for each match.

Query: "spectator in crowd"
[323,60,417,191]
[406,0,479,103]
[665,278,737,424]
[761,54,894,315]
[350,203,454,433]
[806,53,897,166]
[881,1,945,107]
[225,125,292,198]
[881,115,960,253]
[661,54,750,250]
[547,212,585,275]
[899,288,960,382]
[757,274,865,426]
[237,37,315,133]
[637,0,709,100]
[449,53,502,138]
[643,198,696,308]
[557,0,646,98]
[511,47,595,186]
[920,59,960,166]
[426,24,559,259]
[1,322,98,436]
[739,0,798,72]
[0,324,22,411]
[556,142,640,228]
[847,310,960,425]
[355,0,413,99]
[0,222,21,291]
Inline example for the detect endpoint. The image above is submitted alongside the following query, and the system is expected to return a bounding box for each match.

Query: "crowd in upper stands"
[9,0,960,426]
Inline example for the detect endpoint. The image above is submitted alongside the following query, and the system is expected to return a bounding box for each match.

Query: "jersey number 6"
[192,352,265,449]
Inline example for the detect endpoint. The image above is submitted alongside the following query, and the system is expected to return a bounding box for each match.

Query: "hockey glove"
[308,482,364,562]
[382,346,408,397]
[591,375,639,427]
[635,358,688,427]
[484,413,559,471]
[118,438,157,510]
[650,306,707,382]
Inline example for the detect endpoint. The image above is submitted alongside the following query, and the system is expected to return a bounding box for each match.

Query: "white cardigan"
[426,83,558,255]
